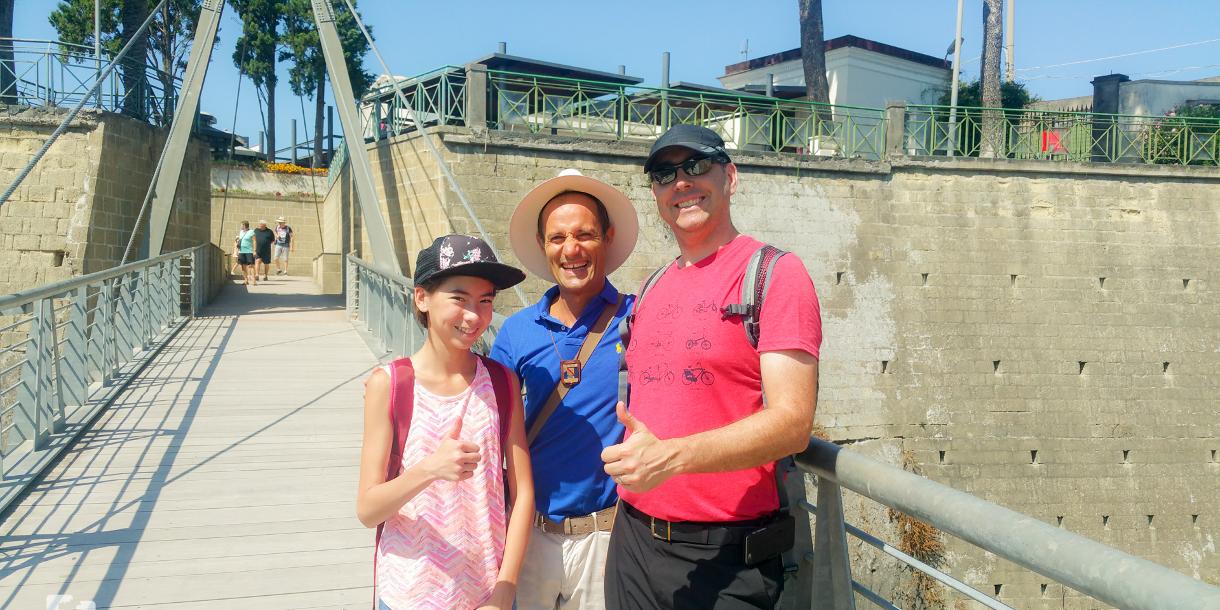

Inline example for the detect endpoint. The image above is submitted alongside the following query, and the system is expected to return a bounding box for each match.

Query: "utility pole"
[1005,0,1015,82]
[947,0,964,157]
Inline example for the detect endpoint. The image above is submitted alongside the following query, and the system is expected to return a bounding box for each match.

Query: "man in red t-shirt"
[601,125,822,609]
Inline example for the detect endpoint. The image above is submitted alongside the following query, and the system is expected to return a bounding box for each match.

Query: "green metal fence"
[904,104,1220,165]
[341,63,1220,169]
[363,66,468,141]
[0,38,181,126]
[485,69,888,160]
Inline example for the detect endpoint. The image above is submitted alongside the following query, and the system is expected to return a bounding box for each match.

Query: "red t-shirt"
[620,235,822,522]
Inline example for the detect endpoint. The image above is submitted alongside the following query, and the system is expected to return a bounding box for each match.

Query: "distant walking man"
[252,219,275,282]
[491,169,639,610]
[602,125,823,609]
[273,216,294,275]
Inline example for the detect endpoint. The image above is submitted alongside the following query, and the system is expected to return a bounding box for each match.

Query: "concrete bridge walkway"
[0,276,379,609]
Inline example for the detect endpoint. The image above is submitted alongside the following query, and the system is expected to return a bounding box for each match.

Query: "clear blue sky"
[13,0,1220,151]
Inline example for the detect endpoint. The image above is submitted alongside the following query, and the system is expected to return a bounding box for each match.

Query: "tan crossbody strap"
[527,294,625,444]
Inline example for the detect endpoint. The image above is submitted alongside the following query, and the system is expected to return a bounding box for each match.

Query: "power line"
[1016,37,1220,73]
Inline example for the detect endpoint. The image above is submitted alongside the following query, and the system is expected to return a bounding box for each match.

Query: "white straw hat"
[509,169,639,281]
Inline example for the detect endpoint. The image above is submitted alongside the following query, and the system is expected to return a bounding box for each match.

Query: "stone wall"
[333,126,1219,607]
[0,107,211,293]
[211,167,327,277]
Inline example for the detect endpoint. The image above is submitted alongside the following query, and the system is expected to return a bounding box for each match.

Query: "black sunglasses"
[648,154,725,185]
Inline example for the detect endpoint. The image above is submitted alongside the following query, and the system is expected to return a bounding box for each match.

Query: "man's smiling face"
[649,147,737,242]
[538,191,614,301]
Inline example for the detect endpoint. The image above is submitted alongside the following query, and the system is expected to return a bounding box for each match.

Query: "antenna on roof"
[741,39,749,60]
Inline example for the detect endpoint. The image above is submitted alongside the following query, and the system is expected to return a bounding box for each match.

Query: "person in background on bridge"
[272,216,294,276]
[357,234,534,610]
[601,125,822,609]
[235,220,257,286]
[229,223,243,276]
[252,219,276,282]
[491,169,638,610]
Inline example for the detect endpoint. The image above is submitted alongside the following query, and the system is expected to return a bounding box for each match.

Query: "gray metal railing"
[794,437,1220,610]
[0,245,211,513]
[344,254,505,360]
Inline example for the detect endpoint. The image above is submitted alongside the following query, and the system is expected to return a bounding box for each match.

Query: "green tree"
[230,0,284,162]
[280,0,372,166]
[937,80,1036,157]
[938,79,1035,109]
[797,0,828,104]
[49,0,212,121]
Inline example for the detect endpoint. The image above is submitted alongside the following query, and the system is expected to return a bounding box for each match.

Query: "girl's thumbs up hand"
[422,417,481,483]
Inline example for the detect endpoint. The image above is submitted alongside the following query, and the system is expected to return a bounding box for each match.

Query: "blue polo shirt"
[491,281,634,521]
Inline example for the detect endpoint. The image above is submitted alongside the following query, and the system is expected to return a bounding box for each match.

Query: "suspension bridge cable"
[217,34,251,267]
[339,0,529,308]
[119,2,221,266]
[299,94,327,254]
[0,0,169,208]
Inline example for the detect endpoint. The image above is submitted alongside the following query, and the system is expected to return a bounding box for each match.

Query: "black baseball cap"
[413,234,525,290]
[643,124,732,172]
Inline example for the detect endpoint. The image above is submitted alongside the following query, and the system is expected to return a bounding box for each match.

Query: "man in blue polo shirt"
[491,169,638,610]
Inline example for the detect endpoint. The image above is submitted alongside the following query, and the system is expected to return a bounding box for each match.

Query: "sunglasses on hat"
[648,154,727,185]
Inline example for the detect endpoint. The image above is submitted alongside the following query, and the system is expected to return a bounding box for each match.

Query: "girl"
[357,234,533,610]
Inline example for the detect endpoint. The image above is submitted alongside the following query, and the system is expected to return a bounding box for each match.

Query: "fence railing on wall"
[902,103,1220,165]
[791,437,1220,610]
[0,38,182,126]
[345,62,1220,169]
[0,244,211,514]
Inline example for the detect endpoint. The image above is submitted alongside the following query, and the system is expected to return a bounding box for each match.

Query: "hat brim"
[427,261,526,291]
[509,174,639,282]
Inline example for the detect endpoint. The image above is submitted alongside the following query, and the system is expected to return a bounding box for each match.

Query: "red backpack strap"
[374,357,415,609]
[480,355,515,449]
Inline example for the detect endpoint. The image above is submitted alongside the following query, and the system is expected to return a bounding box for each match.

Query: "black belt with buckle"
[621,501,776,545]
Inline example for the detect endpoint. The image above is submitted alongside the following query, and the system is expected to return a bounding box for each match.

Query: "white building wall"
[718,47,949,109]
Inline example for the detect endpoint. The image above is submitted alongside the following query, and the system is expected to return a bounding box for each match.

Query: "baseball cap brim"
[426,261,525,291]
[509,170,639,282]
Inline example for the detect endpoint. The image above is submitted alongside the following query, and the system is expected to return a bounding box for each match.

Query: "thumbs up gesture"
[601,402,676,493]
[423,417,481,483]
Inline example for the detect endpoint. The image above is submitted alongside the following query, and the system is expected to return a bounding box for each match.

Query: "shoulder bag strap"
[480,355,515,449]
[375,357,414,610]
[526,294,625,445]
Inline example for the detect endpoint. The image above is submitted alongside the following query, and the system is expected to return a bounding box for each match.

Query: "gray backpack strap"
[722,245,786,348]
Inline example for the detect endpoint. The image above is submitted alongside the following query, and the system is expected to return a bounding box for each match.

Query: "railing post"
[783,471,816,610]
[17,299,54,449]
[465,64,488,129]
[811,475,856,610]
[60,286,89,410]
[141,267,152,347]
[884,100,907,159]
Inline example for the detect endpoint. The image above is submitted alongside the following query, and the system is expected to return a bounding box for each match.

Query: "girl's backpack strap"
[480,355,515,449]
[374,357,415,610]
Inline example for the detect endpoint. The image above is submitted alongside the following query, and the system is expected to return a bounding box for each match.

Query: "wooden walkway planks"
[0,276,380,609]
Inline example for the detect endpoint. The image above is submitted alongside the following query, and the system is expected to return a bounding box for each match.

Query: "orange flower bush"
[264,162,329,176]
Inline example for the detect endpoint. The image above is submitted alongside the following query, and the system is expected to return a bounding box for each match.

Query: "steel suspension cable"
[217,33,251,264]
[339,0,528,308]
[119,3,220,265]
[0,0,169,208]
[299,94,327,253]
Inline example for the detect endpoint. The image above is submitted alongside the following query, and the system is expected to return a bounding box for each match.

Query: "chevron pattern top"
[376,360,506,609]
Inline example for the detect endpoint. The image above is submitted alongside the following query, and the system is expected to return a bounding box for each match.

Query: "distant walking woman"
[235,221,257,285]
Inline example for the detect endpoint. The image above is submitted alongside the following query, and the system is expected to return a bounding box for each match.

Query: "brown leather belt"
[533,505,617,536]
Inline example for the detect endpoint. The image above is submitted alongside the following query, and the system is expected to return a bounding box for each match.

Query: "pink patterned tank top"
[376,359,506,610]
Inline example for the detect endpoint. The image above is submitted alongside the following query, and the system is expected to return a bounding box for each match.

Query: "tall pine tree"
[280,0,372,166]
[231,0,283,162]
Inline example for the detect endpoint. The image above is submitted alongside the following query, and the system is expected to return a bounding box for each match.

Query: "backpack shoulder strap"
[626,261,671,331]
[721,244,786,349]
[480,355,515,449]
[376,356,415,610]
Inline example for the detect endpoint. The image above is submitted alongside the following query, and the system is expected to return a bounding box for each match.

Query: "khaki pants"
[516,528,611,610]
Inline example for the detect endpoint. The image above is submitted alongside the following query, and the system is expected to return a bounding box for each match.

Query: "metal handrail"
[795,437,1220,609]
[0,243,214,514]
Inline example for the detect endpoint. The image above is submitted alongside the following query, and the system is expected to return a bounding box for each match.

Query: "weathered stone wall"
[335,126,1218,608]
[210,167,326,277]
[0,107,211,293]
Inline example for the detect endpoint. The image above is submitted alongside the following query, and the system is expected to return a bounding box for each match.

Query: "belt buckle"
[649,516,671,541]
